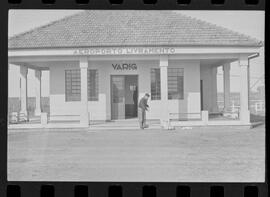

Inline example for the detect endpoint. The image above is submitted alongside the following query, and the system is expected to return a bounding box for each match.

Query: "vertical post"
[80,57,89,126]
[19,65,28,121]
[223,63,231,111]
[160,55,169,129]
[34,70,42,116]
[212,67,218,112]
[239,55,250,123]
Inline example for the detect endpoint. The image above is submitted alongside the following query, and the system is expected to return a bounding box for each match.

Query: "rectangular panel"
[111,76,125,120]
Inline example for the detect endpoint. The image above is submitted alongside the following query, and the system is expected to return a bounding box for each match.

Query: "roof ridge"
[9,11,85,40]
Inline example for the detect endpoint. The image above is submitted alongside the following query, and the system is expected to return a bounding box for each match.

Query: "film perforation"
[143,0,158,4]
[244,186,259,197]
[142,185,157,197]
[74,185,88,197]
[40,185,55,197]
[108,185,123,197]
[5,0,265,6]
[8,0,21,4]
[6,185,20,197]
[177,0,191,5]
[4,184,265,197]
[42,0,56,4]
[75,0,90,5]
[245,0,259,5]
[210,186,224,197]
[176,185,191,197]
[211,0,225,5]
[109,0,124,4]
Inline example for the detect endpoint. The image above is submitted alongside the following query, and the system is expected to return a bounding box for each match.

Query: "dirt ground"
[8,125,265,182]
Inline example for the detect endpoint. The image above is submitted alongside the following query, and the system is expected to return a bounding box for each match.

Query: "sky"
[8,10,265,96]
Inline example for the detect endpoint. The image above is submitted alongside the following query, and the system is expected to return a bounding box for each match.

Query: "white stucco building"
[8,11,262,128]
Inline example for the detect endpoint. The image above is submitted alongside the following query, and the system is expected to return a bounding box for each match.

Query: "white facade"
[8,46,261,128]
[47,59,201,121]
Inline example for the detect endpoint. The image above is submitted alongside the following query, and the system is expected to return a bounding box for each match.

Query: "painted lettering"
[112,63,137,70]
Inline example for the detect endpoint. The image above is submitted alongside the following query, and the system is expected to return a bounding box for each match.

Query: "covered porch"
[8,51,258,129]
[169,54,256,129]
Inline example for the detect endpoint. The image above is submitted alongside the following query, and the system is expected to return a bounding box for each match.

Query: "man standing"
[138,93,150,129]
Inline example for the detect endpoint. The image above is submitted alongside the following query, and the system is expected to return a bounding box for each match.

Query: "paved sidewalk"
[8,125,265,182]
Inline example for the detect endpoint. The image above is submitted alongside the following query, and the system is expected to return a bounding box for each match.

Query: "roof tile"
[8,10,262,49]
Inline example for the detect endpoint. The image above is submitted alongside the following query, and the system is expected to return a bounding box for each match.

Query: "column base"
[80,114,89,127]
[201,110,209,124]
[160,119,170,129]
[240,110,250,124]
[34,109,42,116]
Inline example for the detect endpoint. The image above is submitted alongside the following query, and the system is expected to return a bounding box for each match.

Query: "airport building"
[8,11,262,128]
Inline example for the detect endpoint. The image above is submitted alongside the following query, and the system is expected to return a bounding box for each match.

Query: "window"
[168,68,184,100]
[150,68,161,100]
[87,69,98,101]
[65,70,81,102]
[150,68,184,100]
[65,69,99,102]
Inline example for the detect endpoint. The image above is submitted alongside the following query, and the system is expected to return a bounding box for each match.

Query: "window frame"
[65,69,81,102]
[87,69,99,101]
[150,67,184,101]
[65,69,99,102]
[168,68,184,100]
[150,68,161,100]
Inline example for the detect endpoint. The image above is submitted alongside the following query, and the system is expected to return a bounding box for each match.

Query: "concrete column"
[239,55,250,123]
[223,63,231,111]
[211,67,219,112]
[19,65,28,120]
[80,57,89,126]
[34,70,42,116]
[160,55,169,128]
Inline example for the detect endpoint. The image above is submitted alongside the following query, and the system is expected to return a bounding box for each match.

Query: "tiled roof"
[8,10,262,49]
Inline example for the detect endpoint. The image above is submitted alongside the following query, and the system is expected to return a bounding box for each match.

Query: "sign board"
[112,63,137,70]
[73,47,176,56]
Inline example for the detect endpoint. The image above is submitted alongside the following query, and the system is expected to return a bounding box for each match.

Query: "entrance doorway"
[111,75,138,120]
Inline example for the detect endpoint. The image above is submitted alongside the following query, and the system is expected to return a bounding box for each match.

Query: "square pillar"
[80,57,89,126]
[223,63,231,111]
[160,55,169,128]
[19,65,28,121]
[239,55,250,123]
[211,67,219,112]
[34,70,42,116]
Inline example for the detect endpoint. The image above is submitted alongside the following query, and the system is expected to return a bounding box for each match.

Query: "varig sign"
[112,63,137,70]
[73,47,176,56]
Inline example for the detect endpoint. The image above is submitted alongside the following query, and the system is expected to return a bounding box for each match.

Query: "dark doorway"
[200,80,203,110]
[111,75,138,120]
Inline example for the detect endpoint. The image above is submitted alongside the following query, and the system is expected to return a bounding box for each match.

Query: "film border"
[0,0,268,197]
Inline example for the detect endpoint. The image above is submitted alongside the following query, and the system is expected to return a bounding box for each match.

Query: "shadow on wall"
[8,97,50,117]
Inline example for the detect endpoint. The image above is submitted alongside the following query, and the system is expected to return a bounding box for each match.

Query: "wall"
[48,58,201,121]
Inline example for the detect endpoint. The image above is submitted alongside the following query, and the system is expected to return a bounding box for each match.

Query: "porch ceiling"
[11,62,50,71]
[200,58,237,67]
